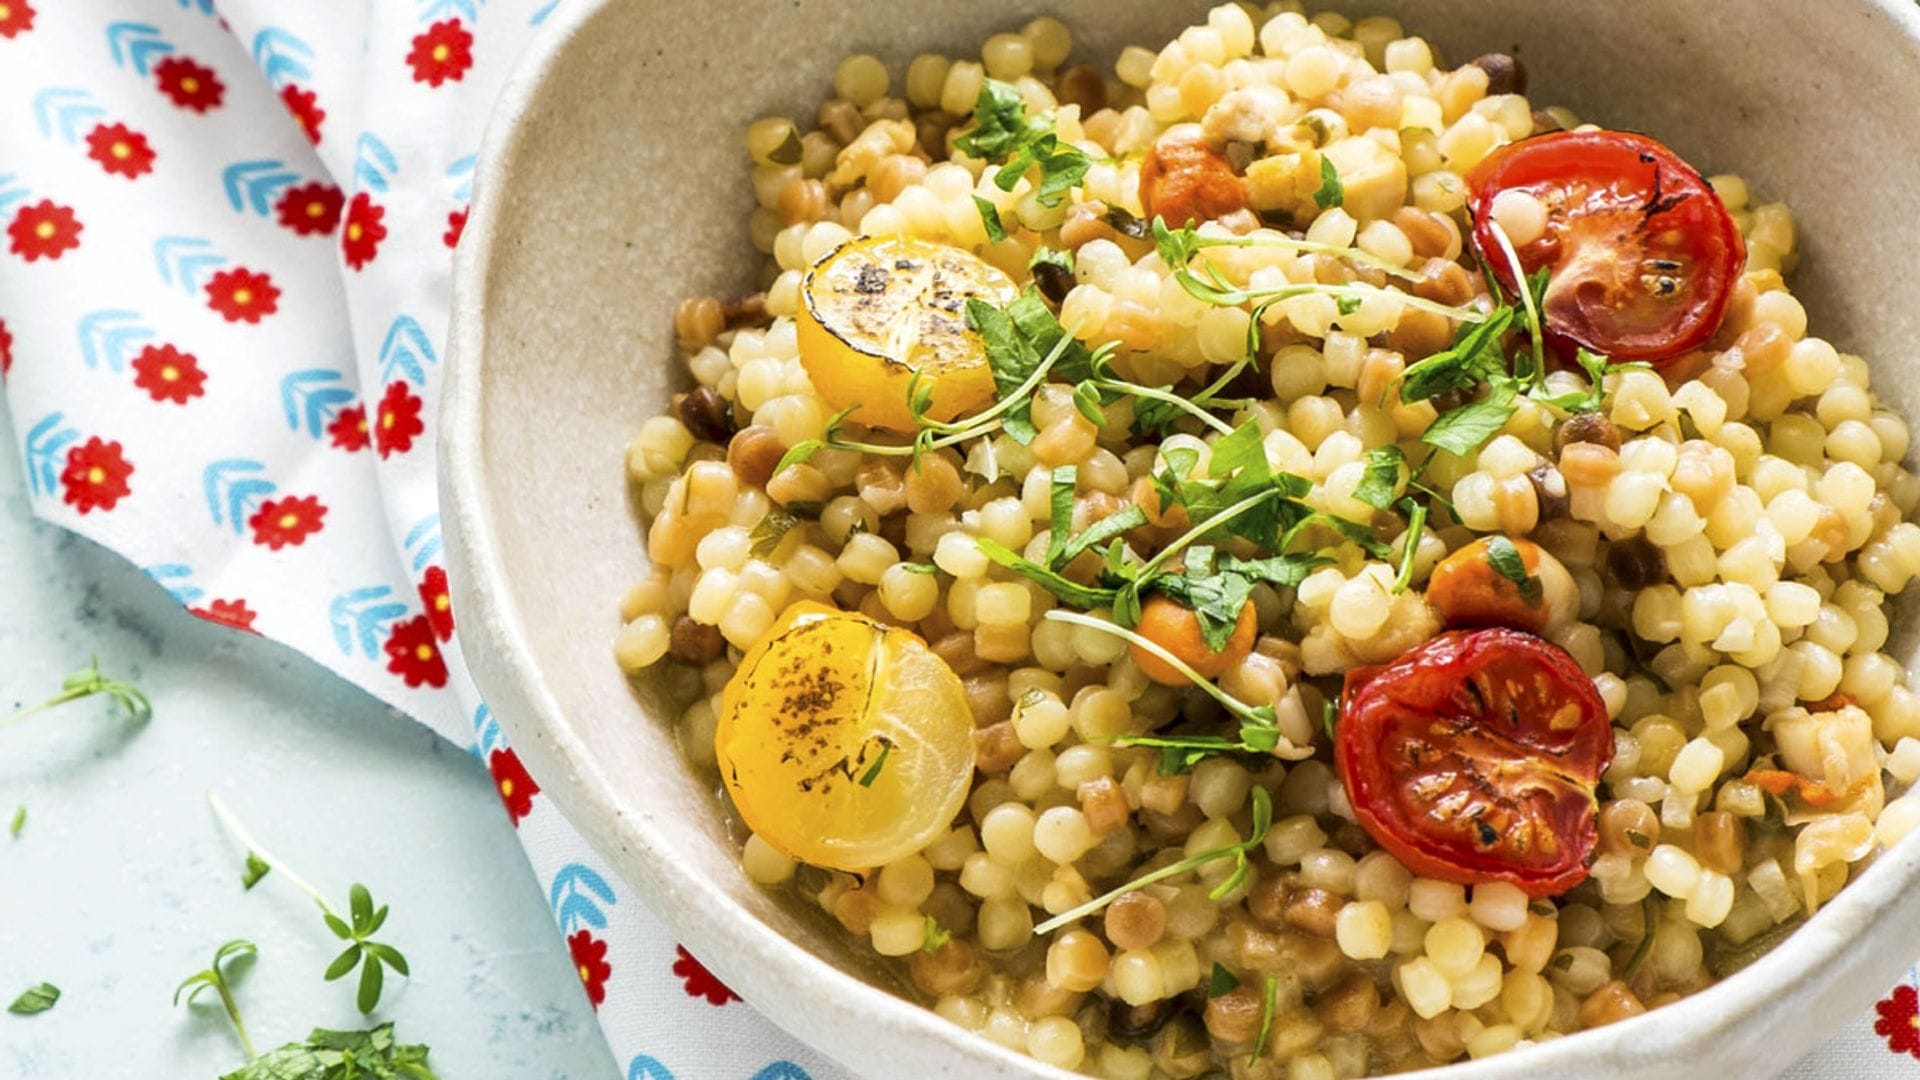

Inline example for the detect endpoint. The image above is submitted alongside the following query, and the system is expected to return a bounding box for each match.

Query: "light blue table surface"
[0,407,620,1077]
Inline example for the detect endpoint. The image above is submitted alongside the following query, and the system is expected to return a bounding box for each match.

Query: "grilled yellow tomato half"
[714,601,975,871]
[797,235,1018,433]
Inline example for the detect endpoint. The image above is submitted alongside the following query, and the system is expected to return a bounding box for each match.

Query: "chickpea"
[1424,536,1578,633]
[1130,595,1256,686]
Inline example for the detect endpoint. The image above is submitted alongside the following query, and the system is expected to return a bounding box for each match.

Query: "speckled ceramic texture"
[441,2,1920,1076]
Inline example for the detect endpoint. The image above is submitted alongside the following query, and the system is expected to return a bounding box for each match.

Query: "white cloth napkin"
[0,2,1912,1077]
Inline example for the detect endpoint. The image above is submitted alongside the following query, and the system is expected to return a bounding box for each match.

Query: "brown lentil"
[1469,52,1528,95]
[668,615,726,665]
[673,386,736,443]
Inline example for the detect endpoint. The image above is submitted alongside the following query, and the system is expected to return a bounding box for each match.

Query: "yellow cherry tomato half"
[715,601,975,871]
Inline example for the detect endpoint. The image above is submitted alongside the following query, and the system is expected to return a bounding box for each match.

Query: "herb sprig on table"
[209,793,412,1014]
[175,937,439,1080]
[0,657,150,727]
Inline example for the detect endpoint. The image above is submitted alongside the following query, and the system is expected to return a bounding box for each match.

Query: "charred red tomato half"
[1335,627,1612,897]
[1467,130,1746,365]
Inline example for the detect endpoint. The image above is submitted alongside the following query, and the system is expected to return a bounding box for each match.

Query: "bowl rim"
[440,1,1920,1076]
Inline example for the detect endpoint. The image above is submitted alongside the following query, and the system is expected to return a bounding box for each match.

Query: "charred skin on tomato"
[1335,627,1612,897]
[1466,130,1746,365]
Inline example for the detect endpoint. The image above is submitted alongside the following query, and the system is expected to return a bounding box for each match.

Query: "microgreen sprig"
[1152,217,1483,322]
[1034,785,1272,935]
[1153,216,1421,283]
[1,657,150,728]
[1043,610,1286,748]
[176,940,259,1061]
[208,793,411,1014]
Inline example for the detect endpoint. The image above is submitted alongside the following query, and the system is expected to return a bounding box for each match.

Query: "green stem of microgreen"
[213,976,258,1061]
[1095,376,1237,436]
[1391,501,1428,595]
[0,660,150,728]
[1132,488,1280,584]
[832,422,1003,458]
[1486,220,1545,384]
[1042,610,1269,729]
[1409,479,1457,519]
[912,320,1084,436]
[1185,231,1425,282]
[0,689,87,728]
[1182,274,1486,325]
[1033,784,1272,936]
[207,792,335,917]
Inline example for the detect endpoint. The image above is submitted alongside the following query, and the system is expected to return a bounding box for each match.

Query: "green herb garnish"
[242,852,271,890]
[1390,498,1428,595]
[1250,975,1280,1064]
[208,794,411,1014]
[857,740,893,787]
[8,982,59,1016]
[1046,610,1282,754]
[921,916,951,953]
[954,79,1091,207]
[1485,535,1542,606]
[1033,786,1272,935]
[226,1022,439,1080]
[1423,385,1519,456]
[1,657,150,727]
[748,510,801,557]
[1208,962,1239,997]
[973,195,1008,244]
[1353,446,1405,511]
[176,940,258,1058]
[1313,156,1343,209]
[9,806,24,838]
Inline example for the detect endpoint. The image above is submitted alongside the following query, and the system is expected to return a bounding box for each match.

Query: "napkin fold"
[0,2,1912,1077]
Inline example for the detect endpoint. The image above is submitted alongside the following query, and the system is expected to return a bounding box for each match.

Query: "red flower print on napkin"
[85,123,156,179]
[192,598,258,633]
[1878,983,1920,1059]
[154,56,224,112]
[444,208,468,250]
[0,0,34,38]
[375,381,423,457]
[569,931,612,1009]
[0,320,12,377]
[60,438,132,513]
[672,945,738,1006]
[328,404,370,451]
[489,748,539,825]
[407,20,474,87]
[275,182,343,237]
[248,494,326,550]
[205,267,280,324]
[130,344,206,404]
[342,193,386,270]
[280,85,324,145]
[8,200,81,262]
[419,565,454,640]
[384,615,448,688]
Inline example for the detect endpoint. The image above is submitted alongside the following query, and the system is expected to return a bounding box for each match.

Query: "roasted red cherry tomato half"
[1335,627,1612,897]
[1467,130,1745,365]
[1140,132,1247,229]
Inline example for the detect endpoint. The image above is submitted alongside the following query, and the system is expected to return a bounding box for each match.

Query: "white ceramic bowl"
[442,2,1920,1076]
